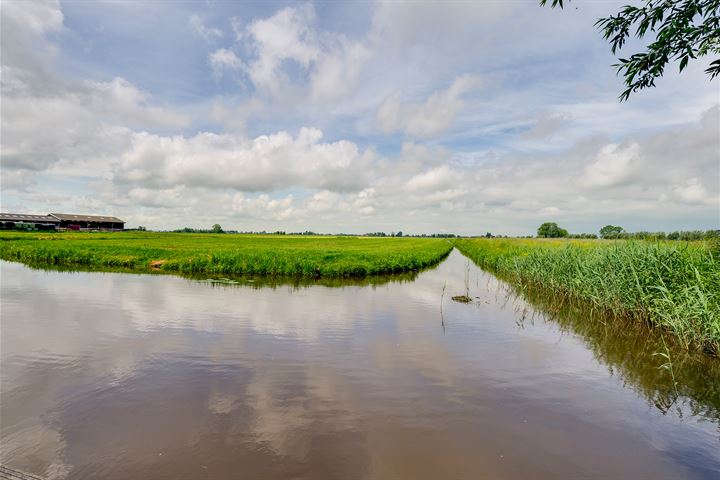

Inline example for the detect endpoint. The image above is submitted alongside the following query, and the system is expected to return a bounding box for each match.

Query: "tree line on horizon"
[536,222,720,240]
[144,222,720,241]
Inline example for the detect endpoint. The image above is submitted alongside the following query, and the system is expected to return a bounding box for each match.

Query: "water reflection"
[11,261,426,289]
[1,251,719,480]
[504,283,720,423]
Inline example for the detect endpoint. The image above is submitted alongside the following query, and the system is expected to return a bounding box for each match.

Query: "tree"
[212,224,223,233]
[537,222,569,238]
[541,0,720,100]
[599,225,625,239]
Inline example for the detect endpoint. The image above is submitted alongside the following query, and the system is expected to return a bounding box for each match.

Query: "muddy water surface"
[1,250,719,479]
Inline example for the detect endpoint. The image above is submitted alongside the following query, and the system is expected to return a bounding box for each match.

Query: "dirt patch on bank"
[150,260,167,270]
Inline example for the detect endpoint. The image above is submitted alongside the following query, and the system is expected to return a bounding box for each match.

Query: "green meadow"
[3,231,718,354]
[0,231,453,279]
[453,238,720,355]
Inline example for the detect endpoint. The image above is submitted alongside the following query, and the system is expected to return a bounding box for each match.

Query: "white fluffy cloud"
[582,143,640,188]
[377,75,480,138]
[232,193,295,220]
[2,77,188,172]
[310,40,371,102]
[306,188,376,216]
[404,165,462,193]
[243,4,319,95]
[115,128,375,193]
[1,0,64,97]
[210,4,370,102]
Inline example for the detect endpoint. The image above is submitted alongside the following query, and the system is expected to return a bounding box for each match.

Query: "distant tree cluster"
[536,222,719,241]
[610,230,719,241]
[365,231,459,238]
[422,233,458,238]
[567,233,599,239]
[537,222,569,238]
[596,226,719,240]
[174,224,227,234]
[599,225,625,239]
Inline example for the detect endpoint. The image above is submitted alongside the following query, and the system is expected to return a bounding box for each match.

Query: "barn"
[0,213,60,230]
[0,212,125,231]
[49,213,125,231]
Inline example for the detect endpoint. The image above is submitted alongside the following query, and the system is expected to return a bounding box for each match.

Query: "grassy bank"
[453,238,720,354]
[0,231,453,278]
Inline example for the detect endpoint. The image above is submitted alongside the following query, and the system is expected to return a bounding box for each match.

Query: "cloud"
[243,4,319,95]
[188,14,224,41]
[230,16,243,41]
[306,190,340,212]
[306,188,377,216]
[521,113,571,140]
[377,75,480,138]
[209,48,244,79]
[539,206,561,216]
[232,193,295,220]
[2,0,63,34]
[1,1,191,179]
[114,128,375,193]
[582,143,640,188]
[310,39,371,101]
[210,4,370,103]
[1,0,64,96]
[0,169,37,193]
[20,104,712,233]
[672,179,718,206]
[2,77,188,172]
[404,165,462,193]
[127,186,186,208]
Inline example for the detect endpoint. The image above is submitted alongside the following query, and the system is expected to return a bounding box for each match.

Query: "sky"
[1,0,718,235]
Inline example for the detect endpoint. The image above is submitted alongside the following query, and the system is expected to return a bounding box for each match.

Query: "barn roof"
[0,213,60,223]
[50,213,124,223]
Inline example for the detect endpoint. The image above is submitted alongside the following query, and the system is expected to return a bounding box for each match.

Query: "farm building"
[49,213,125,231]
[0,213,60,230]
[0,212,125,231]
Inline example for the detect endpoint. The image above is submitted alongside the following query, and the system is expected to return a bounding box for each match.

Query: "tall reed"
[454,238,720,354]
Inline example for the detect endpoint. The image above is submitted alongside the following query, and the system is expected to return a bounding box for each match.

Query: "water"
[1,250,718,479]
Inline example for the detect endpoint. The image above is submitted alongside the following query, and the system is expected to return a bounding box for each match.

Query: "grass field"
[0,231,453,279]
[4,231,718,353]
[453,238,720,354]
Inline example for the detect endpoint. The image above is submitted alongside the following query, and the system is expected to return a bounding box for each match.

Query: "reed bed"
[0,231,453,279]
[454,238,720,354]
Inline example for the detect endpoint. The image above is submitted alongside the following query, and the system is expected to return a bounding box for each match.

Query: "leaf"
[679,55,689,71]
[552,0,720,100]
[705,58,720,78]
